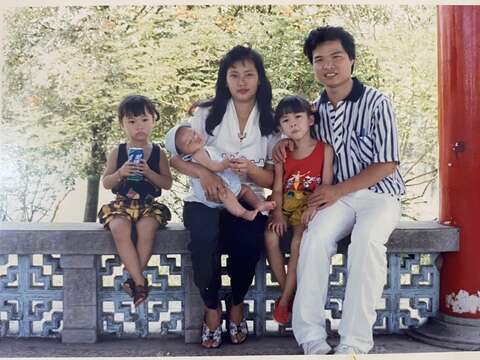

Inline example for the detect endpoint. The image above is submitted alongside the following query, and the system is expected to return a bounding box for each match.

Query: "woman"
[171,45,278,348]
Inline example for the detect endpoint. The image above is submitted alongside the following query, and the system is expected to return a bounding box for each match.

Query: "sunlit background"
[0,4,439,223]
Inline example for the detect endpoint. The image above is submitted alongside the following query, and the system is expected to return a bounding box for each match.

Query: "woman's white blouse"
[185,99,279,201]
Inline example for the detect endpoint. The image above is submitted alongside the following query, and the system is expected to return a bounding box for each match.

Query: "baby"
[165,123,276,220]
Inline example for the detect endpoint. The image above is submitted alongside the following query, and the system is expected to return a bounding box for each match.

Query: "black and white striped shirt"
[313,77,405,196]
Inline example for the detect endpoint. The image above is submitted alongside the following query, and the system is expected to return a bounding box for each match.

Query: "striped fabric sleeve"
[372,98,401,164]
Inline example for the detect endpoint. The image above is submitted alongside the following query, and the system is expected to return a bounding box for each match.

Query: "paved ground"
[0,334,466,358]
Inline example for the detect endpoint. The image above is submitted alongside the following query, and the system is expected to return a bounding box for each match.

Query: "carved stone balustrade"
[0,221,459,343]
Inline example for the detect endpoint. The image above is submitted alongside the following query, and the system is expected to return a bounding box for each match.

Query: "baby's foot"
[241,209,259,221]
[257,201,276,212]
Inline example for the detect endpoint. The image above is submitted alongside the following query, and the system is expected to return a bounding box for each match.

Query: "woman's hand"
[272,138,294,163]
[229,157,254,176]
[267,212,288,237]
[199,171,227,203]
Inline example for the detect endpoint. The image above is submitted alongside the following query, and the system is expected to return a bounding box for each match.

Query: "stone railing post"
[183,252,203,343]
[61,255,98,343]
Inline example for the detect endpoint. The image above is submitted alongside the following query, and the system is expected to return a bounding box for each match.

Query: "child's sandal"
[273,298,290,325]
[133,278,149,306]
[122,278,135,297]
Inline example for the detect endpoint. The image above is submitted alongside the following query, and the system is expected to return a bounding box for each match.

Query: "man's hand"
[199,171,227,203]
[267,212,288,237]
[308,184,344,209]
[272,138,294,163]
[301,207,317,227]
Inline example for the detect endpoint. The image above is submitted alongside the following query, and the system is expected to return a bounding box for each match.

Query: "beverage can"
[127,147,144,181]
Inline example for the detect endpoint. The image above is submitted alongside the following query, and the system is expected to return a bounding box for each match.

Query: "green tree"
[2,5,438,221]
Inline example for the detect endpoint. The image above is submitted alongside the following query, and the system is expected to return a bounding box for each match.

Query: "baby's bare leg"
[220,187,259,221]
[239,184,276,212]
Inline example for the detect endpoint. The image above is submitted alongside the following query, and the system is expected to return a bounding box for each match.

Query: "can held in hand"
[127,147,144,181]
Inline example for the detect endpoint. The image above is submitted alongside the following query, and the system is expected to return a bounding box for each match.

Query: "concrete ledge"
[61,329,97,344]
[0,221,459,255]
[0,223,190,254]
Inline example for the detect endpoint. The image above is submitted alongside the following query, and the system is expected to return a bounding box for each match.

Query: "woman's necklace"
[238,131,247,142]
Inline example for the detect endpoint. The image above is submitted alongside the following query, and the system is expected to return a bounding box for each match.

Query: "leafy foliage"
[1,5,438,221]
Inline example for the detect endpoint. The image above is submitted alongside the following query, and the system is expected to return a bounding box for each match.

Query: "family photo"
[0,2,478,359]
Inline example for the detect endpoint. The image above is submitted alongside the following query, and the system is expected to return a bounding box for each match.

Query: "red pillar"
[438,5,480,319]
[409,5,480,350]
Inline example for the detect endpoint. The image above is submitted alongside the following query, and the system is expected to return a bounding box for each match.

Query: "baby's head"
[164,123,205,158]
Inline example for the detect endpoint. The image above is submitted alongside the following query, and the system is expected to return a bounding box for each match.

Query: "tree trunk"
[83,124,106,222]
[83,175,100,222]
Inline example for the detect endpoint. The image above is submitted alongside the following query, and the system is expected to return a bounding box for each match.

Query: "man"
[290,26,405,355]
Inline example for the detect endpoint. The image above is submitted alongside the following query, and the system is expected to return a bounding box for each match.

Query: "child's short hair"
[274,95,313,126]
[118,95,160,123]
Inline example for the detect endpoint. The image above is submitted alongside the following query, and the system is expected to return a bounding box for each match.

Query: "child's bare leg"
[135,216,160,273]
[278,225,305,307]
[220,187,259,221]
[239,184,276,212]
[265,229,287,289]
[108,216,144,285]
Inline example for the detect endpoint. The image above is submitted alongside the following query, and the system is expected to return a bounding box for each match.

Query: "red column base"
[408,314,480,351]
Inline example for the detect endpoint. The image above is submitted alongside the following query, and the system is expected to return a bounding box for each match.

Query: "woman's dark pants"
[183,201,267,309]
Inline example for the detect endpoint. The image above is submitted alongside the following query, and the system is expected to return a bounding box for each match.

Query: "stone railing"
[0,221,459,343]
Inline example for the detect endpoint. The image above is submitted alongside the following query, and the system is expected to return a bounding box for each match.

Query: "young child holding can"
[98,95,172,306]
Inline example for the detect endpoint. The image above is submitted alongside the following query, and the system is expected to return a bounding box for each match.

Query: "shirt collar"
[319,77,365,104]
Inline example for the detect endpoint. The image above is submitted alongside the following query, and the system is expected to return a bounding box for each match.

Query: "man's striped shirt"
[313,77,405,196]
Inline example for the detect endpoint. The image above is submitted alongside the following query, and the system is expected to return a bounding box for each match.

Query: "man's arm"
[308,162,397,209]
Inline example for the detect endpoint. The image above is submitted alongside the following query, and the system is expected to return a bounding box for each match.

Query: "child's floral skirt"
[98,194,171,229]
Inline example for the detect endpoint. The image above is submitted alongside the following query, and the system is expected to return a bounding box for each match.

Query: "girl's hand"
[137,159,152,178]
[199,171,227,203]
[267,212,288,237]
[301,207,317,227]
[118,161,137,178]
[229,157,253,176]
[272,138,294,163]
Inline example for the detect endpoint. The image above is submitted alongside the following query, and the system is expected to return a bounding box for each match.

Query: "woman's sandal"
[225,294,248,345]
[201,322,222,349]
[133,278,149,306]
[122,278,135,297]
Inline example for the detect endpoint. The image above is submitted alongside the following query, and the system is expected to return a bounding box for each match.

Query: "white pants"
[292,189,401,353]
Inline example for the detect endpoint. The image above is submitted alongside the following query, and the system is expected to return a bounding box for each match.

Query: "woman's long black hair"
[198,45,276,137]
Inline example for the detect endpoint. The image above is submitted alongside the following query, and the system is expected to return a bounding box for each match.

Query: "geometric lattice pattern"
[0,254,63,337]
[0,250,440,338]
[98,254,184,337]
[247,252,440,336]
